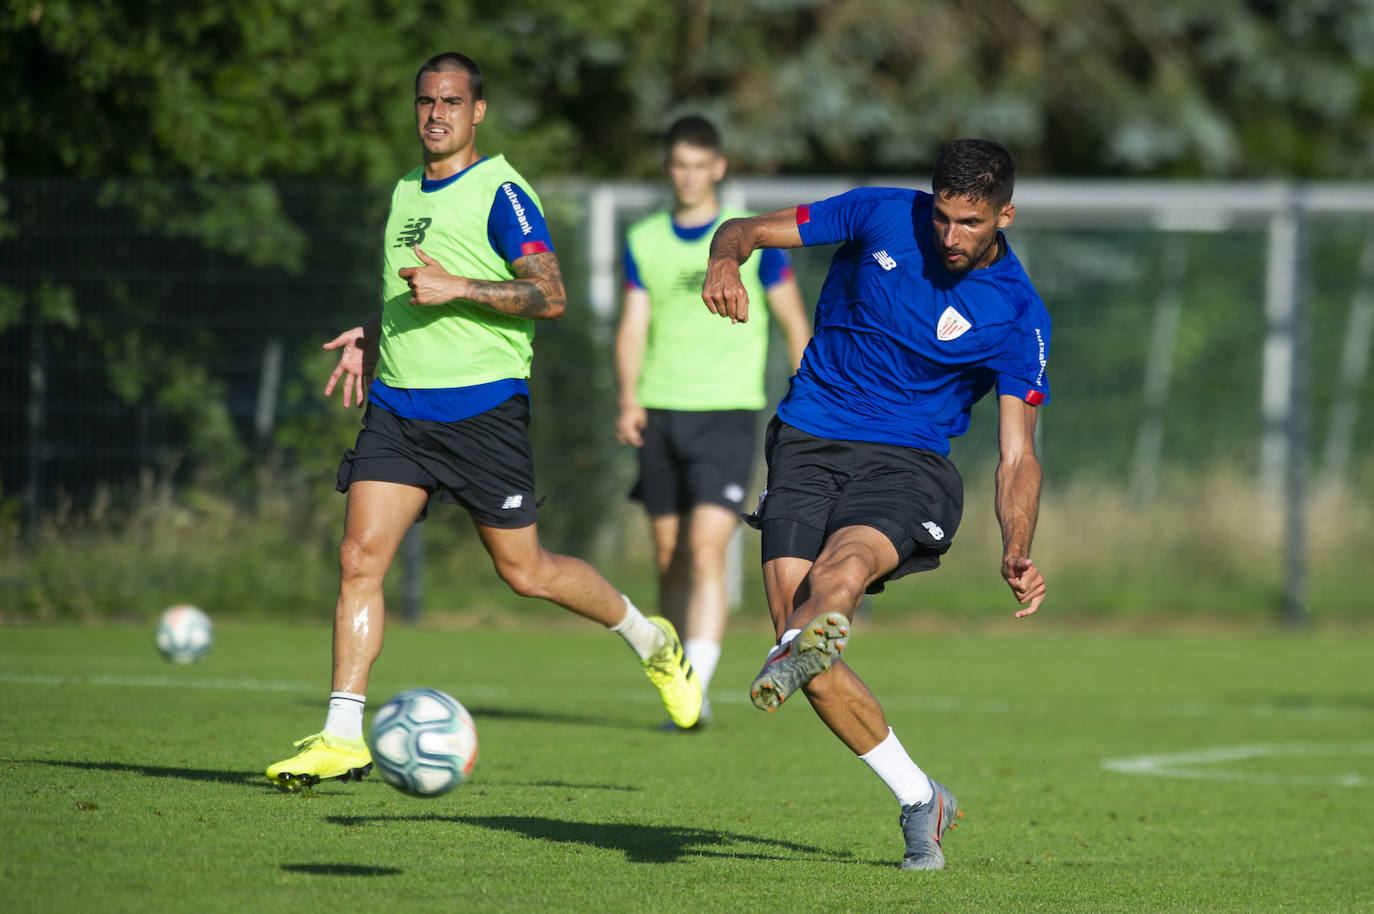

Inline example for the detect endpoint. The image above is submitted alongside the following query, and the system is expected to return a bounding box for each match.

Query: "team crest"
[936,307,972,342]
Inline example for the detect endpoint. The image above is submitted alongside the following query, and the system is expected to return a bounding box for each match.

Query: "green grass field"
[2,619,1371,913]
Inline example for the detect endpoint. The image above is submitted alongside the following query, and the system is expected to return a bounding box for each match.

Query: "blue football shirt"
[780,187,1051,454]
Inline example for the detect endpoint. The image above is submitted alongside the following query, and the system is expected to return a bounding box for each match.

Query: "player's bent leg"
[781,525,897,632]
[800,658,893,752]
[476,521,701,727]
[266,732,373,790]
[899,779,962,870]
[475,522,626,626]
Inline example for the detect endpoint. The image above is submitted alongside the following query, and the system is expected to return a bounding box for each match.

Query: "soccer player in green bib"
[614,117,810,728]
[267,53,701,789]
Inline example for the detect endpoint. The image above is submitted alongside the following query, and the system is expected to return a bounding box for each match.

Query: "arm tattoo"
[461,252,568,319]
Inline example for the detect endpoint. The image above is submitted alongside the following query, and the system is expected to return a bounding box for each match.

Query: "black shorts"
[631,408,759,517]
[745,417,964,593]
[336,396,538,528]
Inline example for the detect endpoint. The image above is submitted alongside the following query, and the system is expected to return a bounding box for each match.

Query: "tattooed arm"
[397,245,567,320]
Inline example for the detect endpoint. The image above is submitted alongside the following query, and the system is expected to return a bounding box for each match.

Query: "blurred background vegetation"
[2,0,1372,623]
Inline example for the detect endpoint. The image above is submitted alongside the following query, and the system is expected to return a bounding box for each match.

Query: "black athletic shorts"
[630,408,760,517]
[336,396,538,528]
[745,416,964,594]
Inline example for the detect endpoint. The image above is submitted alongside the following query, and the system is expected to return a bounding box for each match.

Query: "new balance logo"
[674,269,708,294]
[922,520,945,541]
[501,495,524,510]
[873,250,897,271]
[393,217,432,248]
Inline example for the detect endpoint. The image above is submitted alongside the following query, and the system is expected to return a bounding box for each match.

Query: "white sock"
[859,728,933,807]
[765,628,802,663]
[610,596,663,660]
[684,638,721,693]
[324,691,366,740]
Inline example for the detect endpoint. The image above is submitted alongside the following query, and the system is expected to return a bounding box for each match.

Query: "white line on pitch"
[0,671,316,692]
[1101,742,1374,787]
[0,671,511,698]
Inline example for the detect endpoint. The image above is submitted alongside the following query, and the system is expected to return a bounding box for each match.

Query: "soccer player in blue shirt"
[701,139,1050,870]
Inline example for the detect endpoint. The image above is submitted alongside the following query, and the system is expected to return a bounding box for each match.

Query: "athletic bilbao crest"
[936,306,972,341]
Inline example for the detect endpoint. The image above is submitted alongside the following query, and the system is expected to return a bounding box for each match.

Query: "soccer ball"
[155,604,213,664]
[368,688,478,797]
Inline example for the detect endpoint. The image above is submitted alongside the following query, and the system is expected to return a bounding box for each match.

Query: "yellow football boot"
[266,731,372,790]
[642,617,702,729]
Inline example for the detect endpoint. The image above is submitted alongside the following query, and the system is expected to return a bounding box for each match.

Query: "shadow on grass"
[480,777,643,792]
[18,759,652,798]
[327,813,865,865]
[1227,691,1374,713]
[21,758,264,787]
[463,705,649,731]
[280,863,403,877]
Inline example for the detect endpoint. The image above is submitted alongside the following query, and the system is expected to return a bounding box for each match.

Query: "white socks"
[859,728,933,807]
[324,691,366,740]
[610,596,663,660]
[765,628,802,663]
[684,638,721,694]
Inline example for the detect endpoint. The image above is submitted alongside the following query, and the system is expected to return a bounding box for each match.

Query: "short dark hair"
[415,52,483,100]
[932,139,1015,208]
[664,116,721,156]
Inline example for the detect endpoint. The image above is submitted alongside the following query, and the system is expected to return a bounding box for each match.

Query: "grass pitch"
[2,619,1371,913]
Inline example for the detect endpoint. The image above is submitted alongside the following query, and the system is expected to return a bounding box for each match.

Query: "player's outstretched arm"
[703,208,803,324]
[398,246,568,320]
[995,394,1045,617]
[322,314,381,408]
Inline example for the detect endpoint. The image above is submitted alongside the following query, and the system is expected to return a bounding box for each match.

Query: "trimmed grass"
[2,620,1372,913]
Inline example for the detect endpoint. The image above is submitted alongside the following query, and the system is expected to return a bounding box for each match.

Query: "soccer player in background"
[614,116,810,729]
[701,139,1050,869]
[266,52,701,789]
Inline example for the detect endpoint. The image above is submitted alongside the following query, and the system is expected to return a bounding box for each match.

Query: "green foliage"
[5,0,1374,184]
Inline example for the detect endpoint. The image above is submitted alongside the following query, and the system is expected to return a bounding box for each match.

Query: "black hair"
[931,139,1015,208]
[415,52,484,100]
[664,116,722,156]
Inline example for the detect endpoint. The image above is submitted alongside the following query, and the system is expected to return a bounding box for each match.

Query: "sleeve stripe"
[766,264,795,289]
[1025,389,1046,405]
[520,240,551,256]
[796,204,811,226]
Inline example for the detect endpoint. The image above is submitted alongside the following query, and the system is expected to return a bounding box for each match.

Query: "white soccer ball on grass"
[155,604,214,664]
[369,688,478,797]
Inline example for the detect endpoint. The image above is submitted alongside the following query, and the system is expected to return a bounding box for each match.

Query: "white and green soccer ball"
[155,604,213,664]
[369,688,478,797]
